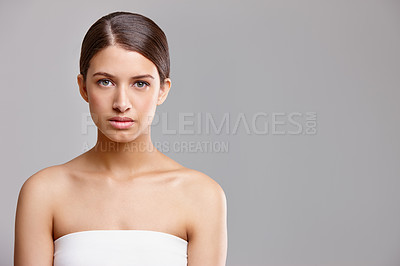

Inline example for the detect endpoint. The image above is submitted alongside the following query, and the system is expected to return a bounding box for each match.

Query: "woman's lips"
[109,117,135,129]
[109,120,135,129]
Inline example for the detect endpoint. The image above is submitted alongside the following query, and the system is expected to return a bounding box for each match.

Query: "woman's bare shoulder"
[16,165,69,224]
[20,164,70,195]
[175,167,226,203]
[155,153,223,192]
[175,167,227,246]
[176,167,217,184]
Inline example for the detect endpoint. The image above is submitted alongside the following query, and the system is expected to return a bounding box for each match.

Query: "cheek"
[88,93,109,123]
[134,94,158,121]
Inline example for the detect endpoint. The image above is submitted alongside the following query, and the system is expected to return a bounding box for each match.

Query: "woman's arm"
[14,168,55,266]
[186,172,228,266]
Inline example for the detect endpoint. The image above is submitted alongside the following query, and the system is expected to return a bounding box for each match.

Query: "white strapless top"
[53,230,188,266]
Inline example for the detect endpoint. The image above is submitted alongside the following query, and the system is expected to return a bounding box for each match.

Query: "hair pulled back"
[79,11,170,84]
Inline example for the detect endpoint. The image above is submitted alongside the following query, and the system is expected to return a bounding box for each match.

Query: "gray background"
[1,0,399,265]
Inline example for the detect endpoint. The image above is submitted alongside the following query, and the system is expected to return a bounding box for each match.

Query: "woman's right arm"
[14,168,55,266]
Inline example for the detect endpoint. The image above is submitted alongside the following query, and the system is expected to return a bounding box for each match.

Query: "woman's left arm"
[186,173,228,266]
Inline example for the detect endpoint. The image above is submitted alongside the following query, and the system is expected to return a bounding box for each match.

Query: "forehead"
[88,45,158,78]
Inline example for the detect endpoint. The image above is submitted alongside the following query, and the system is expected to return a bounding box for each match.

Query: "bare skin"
[14,45,227,266]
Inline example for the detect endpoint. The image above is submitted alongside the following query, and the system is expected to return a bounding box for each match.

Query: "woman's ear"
[77,74,89,103]
[157,78,172,106]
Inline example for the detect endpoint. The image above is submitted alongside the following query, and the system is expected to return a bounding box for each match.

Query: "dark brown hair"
[79,11,170,84]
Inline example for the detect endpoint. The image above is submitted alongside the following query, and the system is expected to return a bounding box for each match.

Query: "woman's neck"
[86,129,163,178]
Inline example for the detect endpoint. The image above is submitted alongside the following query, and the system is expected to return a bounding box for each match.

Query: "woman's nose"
[112,86,132,113]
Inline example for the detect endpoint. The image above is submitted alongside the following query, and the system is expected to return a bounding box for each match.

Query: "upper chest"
[52,171,189,240]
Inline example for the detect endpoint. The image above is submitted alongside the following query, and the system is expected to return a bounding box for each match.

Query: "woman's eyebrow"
[92,72,155,79]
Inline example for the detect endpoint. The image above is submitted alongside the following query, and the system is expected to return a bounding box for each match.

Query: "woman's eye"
[134,81,150,89]
[97,79,113,87]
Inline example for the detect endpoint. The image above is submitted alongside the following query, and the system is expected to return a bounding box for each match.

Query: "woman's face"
[77,45,171,143]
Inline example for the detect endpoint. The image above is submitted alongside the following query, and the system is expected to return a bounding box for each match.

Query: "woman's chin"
[98,128,138,142]
[106,134,138,143]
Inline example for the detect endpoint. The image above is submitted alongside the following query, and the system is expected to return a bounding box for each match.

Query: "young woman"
[14,11,227,266]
